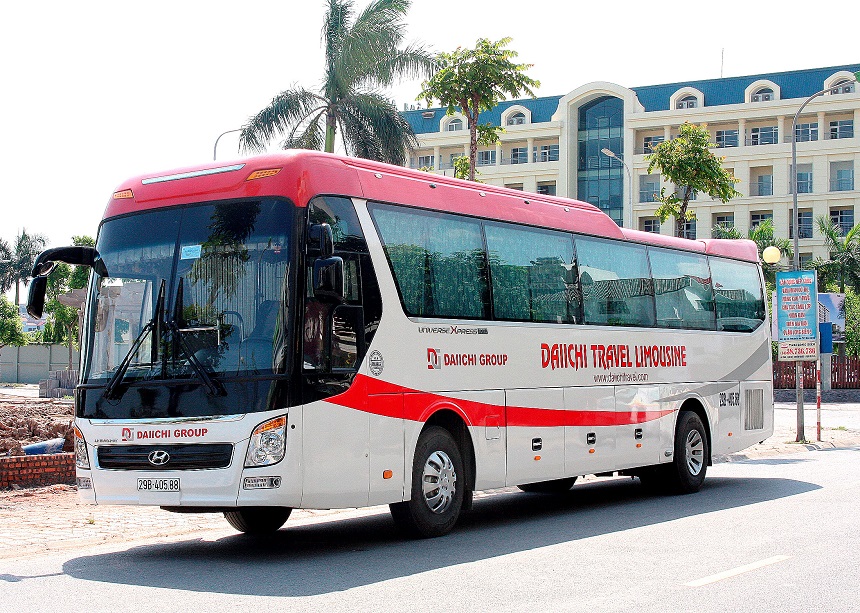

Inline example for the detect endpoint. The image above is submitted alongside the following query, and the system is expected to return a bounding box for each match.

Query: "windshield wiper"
[167,278,225,397]
[103,279,166,401]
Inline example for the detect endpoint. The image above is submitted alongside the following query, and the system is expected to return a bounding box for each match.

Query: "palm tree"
[9,229,47,306]
[816,215,860,293]
[711,219,792,284]
[240,0,435,165]
[0,237,13,294]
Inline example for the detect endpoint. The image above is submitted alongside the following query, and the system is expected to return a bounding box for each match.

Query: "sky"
[1,0,857,253]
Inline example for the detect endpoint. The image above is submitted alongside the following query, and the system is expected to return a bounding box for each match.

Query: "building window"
[416,155,434,169]
[446,118,463,132]
[799,253,813,268]
[751,212,773,229]
[830,120,854,140]
[643,135,665,153]
[537,181,557,196]
[830,161,854,191]
[506,183,524,191]
[641,217,660,233]
[681,219,696,240]
[748,126,778,145]
[510,147,528,164]
[674,185,697,201]
[789,210,813,239]
[477,150,496,166]
[506,112,526,126]
[751,88,774,102]
[795,164,813,194]
[752,175,773,197]
[535,144,559,162]
[577,96,624,226]
[714,213,734,228]
[795,123,818,142]
[676,95,698,109]
[448,153,464,168]
[831,80,855,95]
[639,175,660,203]
[716,129,739,148]
[831,208,855,235]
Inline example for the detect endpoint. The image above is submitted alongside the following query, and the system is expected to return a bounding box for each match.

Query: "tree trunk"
[324,109,337,153]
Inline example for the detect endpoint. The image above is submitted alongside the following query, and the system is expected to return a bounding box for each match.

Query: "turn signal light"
[383,470,393,480]
[113,189,134,199]
[246,168,281,181]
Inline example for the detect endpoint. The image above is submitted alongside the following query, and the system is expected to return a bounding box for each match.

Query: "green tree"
[0,237,12,294]
[647,123,741,237]
[8,229,47,306]
[711,219,792,285]
[240,0,434,165]
[419,37,539,181]
[816,215,860,293]
[0,295,26,352]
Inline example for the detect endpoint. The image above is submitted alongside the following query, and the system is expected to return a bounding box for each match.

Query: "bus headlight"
[73,424,90,469]
[245,415,287,467]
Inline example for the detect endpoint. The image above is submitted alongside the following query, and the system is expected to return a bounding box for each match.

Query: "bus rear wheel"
[224,507,292,534]
[517,477,577,493]
[390,426,465,538]
[647,411,708,494]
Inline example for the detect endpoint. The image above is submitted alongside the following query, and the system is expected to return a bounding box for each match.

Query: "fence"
[0,344,80,384]
[774,357,860,389]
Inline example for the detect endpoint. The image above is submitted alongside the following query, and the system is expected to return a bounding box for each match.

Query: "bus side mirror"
[308,223,334,258]
[27,276,48,319]
[313,256,344,302]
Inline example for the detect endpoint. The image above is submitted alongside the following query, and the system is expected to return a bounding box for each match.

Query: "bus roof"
[104,150,760,263]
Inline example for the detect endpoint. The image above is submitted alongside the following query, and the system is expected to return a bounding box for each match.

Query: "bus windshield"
[81,199,293,386]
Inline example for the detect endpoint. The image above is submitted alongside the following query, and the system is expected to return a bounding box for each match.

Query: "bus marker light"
[533,455,541,461]
[113,189,134,199]
[636,443,642,448]
[383,470,393,479]
[246,168,281,181]
[589,449,595,454]
[728,432,733,436]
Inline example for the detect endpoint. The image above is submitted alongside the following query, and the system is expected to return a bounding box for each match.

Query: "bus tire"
[223,507,292,534]
[517,477,577,493]
[665,411,709,494]
[390,426,464,538]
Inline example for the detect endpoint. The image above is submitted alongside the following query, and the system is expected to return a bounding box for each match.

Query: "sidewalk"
[1,404,858,560]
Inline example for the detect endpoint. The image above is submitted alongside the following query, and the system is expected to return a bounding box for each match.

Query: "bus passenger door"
[506,388,566,486]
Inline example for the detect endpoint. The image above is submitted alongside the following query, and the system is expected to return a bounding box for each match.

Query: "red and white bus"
[29,150,773,538]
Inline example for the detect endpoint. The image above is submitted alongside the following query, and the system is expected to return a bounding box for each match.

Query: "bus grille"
[744,389,764,430]
[97,444,234,470]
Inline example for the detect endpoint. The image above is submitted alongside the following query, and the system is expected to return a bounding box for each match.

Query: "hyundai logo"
[148,450,170,466]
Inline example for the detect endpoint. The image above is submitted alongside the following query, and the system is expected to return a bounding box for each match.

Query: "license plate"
[137,478,180,492]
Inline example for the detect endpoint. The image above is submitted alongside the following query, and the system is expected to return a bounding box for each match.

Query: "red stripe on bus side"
[325,375,674,428]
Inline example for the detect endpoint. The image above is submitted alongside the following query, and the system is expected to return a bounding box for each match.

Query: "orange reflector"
[246,168,281,181]
[588,449,595,454]
[534,455,541,461]
[636,443,642,448]
[113,189,134,199]
[728,432,733,437]
[382,470,393,480]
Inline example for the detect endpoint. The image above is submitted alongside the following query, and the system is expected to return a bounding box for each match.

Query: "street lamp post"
[214,128,243,161]
[601,148,633,229]
[789,71,860,442]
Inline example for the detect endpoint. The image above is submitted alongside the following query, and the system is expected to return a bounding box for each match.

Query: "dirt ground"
[0,395,74,456]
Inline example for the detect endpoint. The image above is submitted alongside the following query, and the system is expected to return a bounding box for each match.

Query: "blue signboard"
[775,270,818,361]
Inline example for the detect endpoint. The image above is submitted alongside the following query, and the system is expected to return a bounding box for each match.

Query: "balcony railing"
[749,181,774,197]
[831,178,855,191]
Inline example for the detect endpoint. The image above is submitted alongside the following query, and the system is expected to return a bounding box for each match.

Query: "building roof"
[403,96,563,135]
[401,64,860,129]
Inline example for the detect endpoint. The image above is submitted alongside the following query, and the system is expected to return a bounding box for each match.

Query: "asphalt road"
[2,445,859,612]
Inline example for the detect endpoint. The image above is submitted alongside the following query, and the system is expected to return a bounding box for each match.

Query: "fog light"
[76,477,92,490]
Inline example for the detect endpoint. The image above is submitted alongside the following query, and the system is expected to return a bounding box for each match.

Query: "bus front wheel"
[390,426,465,538]
[224,507,292,534]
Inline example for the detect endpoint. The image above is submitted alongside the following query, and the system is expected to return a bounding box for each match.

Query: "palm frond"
[339,91,418,165]
[239,87,326,152]
[281,109,326,151]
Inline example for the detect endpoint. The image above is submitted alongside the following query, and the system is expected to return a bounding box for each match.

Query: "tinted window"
[576,237,655,327]
[649,248,715,330]
[484,223,579,323]
[709,258,765,331]
[370,203,490,319]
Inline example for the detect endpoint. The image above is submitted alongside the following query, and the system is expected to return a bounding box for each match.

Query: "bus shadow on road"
[62,475,818,596]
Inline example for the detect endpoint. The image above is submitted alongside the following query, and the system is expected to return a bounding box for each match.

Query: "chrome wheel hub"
[685,429,704,476]
[422,450,456,514]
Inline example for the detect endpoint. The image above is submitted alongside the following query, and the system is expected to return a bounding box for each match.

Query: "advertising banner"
[775,271,818,361]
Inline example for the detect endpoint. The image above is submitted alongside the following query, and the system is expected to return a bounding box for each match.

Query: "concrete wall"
[0,344,80,384]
